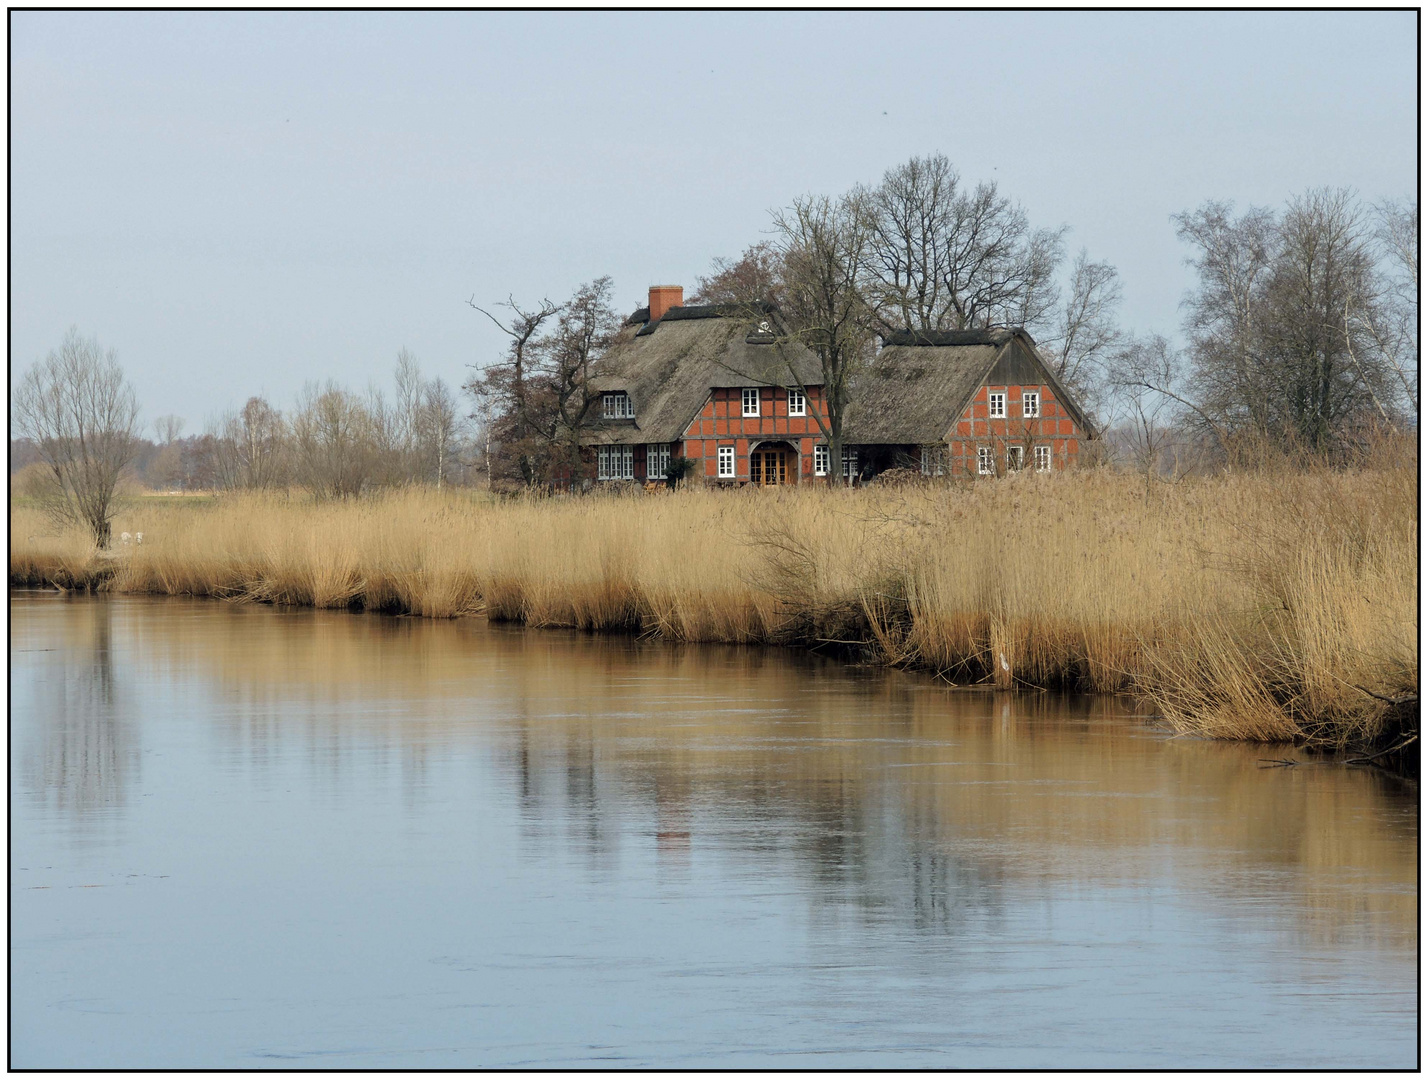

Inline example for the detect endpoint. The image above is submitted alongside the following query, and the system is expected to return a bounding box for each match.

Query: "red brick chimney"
[648,285,683,323]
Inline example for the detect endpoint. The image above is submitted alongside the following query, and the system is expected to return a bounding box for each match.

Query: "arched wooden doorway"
[749,441,797,486]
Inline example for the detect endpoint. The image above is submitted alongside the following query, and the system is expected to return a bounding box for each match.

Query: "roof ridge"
[882,328,1014,347]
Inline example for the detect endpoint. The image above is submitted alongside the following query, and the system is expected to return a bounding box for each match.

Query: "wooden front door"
[750,448,789,486]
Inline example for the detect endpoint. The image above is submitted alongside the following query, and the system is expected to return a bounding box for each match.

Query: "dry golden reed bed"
[11,465,1418,756]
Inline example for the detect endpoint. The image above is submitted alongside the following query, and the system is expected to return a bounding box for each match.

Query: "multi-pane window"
[1034,445,1052,472]
[1007,445,1025,471]
[987,391,1006,419]
[841,447,859,480]
[920,446,945,476]
[602,392,634,419]
[787,388,806,416]
[717,445,735,478]
[597,445,634,480]
[814,444,829,476]
[742,388,761,417]
[1022,391,1041,418]
[977,446,995,475]
[646,444,670,481]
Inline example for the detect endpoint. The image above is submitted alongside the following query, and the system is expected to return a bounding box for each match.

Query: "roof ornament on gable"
[746,318,776,345]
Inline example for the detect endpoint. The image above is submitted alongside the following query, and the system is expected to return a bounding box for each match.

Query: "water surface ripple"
[10,593,1418,1068]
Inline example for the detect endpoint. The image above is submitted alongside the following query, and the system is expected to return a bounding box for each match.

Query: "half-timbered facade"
[842,328,1094,478]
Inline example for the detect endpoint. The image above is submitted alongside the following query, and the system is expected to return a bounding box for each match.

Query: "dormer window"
[603,392,634,419]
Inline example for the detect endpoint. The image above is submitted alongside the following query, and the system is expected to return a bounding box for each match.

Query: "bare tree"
[541,277,620,479]
[153,414,185,444]
[1106,334,1197,478]
[12,327,143,547]
[862,153,1067,334]
[418,377,461,489]
[1040,250,1125,411]
[290,381,380,498]
[690,241,786,307]
[464,295,560,487]
[1366,197,1419,414]
[1174,200,1277,442]
[209,396,289,490]
[773,192,877,484]
[1177,190,1401,455]
[393,348,425,478]
[235,396,289,488]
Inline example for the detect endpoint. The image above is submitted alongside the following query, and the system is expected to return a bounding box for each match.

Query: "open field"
[11,465,1418,762]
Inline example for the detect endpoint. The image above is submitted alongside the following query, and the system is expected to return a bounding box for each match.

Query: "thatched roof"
[585,306,823,445]
[842,328,1094,445]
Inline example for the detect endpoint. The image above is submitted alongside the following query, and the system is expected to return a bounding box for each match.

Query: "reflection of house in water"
[493,648,1025,935]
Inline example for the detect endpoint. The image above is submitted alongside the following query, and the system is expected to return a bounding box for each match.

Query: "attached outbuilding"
[843,328,1096,478]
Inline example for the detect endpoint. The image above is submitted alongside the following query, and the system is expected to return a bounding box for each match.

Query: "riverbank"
[10,464,1418,765]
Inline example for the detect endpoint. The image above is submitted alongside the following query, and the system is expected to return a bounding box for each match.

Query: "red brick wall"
[680,386,829,482]
[946,382,1083,474]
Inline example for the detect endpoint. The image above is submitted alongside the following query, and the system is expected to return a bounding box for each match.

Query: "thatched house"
[573,286,1094,486]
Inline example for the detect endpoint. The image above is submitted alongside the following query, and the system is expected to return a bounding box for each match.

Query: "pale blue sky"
[10,11,1417,431]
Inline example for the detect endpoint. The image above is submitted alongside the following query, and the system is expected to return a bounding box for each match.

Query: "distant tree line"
[184,351,469,497]
[11,341,475,546]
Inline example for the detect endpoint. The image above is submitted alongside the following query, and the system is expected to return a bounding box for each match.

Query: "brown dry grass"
[10,463,1418,753]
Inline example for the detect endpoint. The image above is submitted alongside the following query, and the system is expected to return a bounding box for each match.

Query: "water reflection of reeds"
[13,593,1417,951]
[12,595,140,835]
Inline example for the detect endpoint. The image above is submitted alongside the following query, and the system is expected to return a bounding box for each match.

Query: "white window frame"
[814,443,829,477]
[1022,391,1040,418]
[977,446,995,475]
[602,392,634,420]
[742,388,761,417]
[717,445,735,478]
[1007,445,1025,472]
[987,391,1006,419]
[646,444,670,481]
[920,446,945,476]
[841,446,858,480]
[787,388,806,417]
[1035,445,1052,472]
[597,445,634,480]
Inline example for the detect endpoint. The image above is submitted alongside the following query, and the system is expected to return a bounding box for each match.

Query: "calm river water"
[10,592,1418,1068]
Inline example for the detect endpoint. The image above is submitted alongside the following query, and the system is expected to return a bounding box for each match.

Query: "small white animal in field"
[120,532,132,545]
[135,532,143,545]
